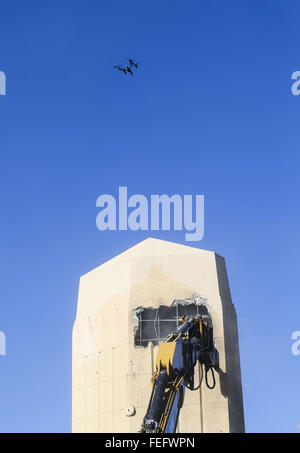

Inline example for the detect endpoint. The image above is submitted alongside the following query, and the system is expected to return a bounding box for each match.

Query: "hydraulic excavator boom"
[140,315,219,433]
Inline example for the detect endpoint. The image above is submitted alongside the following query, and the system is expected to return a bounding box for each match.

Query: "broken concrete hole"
[133,298,210,347]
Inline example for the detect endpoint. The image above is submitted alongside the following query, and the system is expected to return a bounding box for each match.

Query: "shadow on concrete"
[215,254,245,433]
[218,368,228,398]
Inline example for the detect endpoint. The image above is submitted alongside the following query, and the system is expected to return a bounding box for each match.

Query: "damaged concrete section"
[133,295,210,347]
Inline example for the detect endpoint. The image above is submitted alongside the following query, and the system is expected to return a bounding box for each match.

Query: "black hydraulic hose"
[185,362,203,391]
[205,367,216,389]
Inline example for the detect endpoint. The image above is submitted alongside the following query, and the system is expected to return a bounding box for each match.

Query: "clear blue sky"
[0,0,299,433]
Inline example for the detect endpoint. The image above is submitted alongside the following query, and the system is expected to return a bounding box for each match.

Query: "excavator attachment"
[140,315,219,433]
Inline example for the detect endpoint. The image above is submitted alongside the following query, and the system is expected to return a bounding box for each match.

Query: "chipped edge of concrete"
[171,293,209,309]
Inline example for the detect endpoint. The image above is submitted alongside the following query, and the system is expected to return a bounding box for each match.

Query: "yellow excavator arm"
[140,315,219,433]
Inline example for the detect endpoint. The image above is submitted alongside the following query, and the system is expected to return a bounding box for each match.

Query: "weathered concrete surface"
[72,238,245,433]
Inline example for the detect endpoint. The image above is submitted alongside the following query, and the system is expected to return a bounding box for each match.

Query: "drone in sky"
[113,58,139,76]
